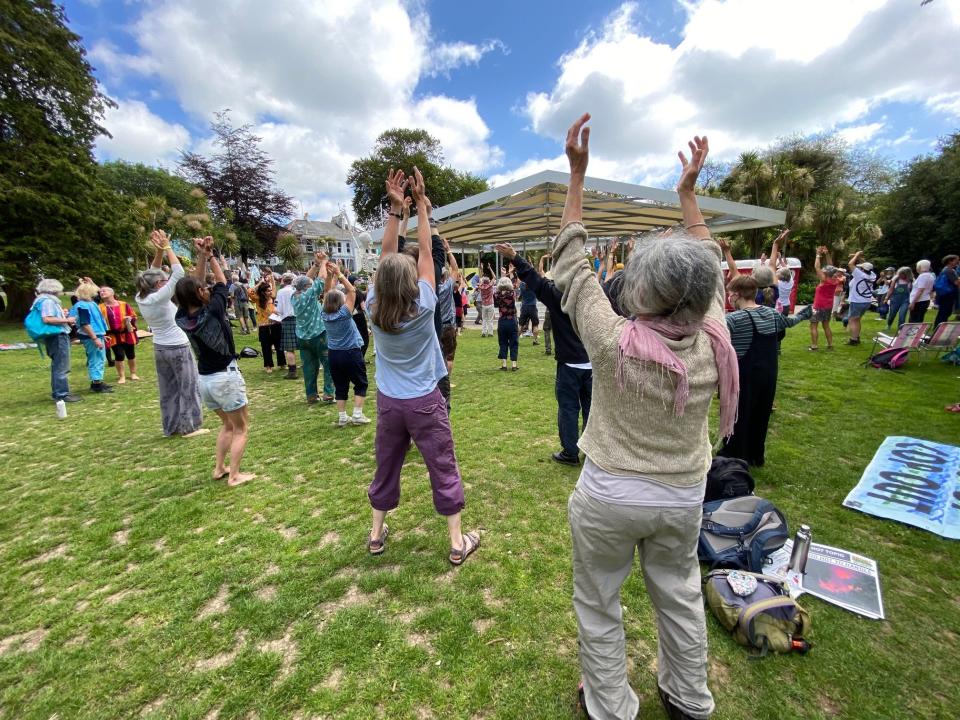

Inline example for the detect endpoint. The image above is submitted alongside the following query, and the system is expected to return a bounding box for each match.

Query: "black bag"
[698,496,788,572]
[704,457,755,502]
[239,346,260,358]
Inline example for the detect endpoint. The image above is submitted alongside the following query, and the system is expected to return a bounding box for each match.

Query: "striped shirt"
[725,306,802,358]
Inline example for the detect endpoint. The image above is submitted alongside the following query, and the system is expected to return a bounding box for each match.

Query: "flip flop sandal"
[368,525,388,555]
[945,404,960,414]
[449,531,480,566]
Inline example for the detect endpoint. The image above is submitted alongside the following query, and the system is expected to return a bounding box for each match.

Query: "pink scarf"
[616,316,739,439]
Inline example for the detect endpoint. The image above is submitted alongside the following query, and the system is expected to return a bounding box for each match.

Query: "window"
[304,241,314,252]
[337,242,342,254]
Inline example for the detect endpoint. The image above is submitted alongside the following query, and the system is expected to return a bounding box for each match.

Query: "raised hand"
[192,237,207,254]
[402,195,412,218]
[442,237,451,253]
[150,229,167,250]
[774,228,790,244]
[565,113,591,176]
[494,243,516,259]
[677,136,709,193]
[385,169,407,209]
[314,251,327,265]
[716,236,730,252]
[325,261,339,278]
[409,166,428,206]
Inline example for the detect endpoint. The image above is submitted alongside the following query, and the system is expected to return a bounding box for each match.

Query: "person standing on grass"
[32,278,81,403]
[479,272,496,336]
[321,264,371,427]
[230,274,251,335]
[554,115,738,720]
[517,276,541,345]
[719,274,809,468]
[933,254,960,329]
[292,251,336,405]
[350,275,371,360]
[909,259,936,323]
[494,276,520,371]
[175,236,254,487]
[496,242,591,466]
[845,251,876,345]
[808,246,841,351]
[275,272,298,379]
[254,275,284,373]
[70,281,113,394]
[98,287,139,384]
[136,231,207,438]
[884,267,913,332]
[366,167,479,566]
[437,239,462,409]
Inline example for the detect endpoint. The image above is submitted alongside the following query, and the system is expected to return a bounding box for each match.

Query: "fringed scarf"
[616,316,739,439]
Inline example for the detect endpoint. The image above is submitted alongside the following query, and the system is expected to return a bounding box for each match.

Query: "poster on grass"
[843,436,960,540]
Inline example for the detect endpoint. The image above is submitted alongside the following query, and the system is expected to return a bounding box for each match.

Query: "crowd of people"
[27,109,960,720]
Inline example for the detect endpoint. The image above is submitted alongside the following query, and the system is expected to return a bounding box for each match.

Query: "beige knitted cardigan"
[552,222,728,487]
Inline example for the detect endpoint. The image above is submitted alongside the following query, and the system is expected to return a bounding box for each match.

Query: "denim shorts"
[198,362,248,412]
[847,301,872,318]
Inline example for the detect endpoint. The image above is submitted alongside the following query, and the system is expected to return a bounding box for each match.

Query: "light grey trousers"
[154,343,203,436]
[568,487,714,720]
[481,305,496,335]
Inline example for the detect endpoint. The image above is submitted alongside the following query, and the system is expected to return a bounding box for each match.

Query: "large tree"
[0,0,135,318]
[872,132,960,269]
[178,111,294,261]
[347,128,488,227]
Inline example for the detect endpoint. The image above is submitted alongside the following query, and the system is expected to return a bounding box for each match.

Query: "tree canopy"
[0,0,134,318]
[347,128,488,227]
[178,112,294,261]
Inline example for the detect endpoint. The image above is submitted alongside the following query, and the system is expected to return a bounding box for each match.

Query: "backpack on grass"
[867,346,910,370]
[704,569,811,656]
[704,457,755,503]
[698,496,788,572]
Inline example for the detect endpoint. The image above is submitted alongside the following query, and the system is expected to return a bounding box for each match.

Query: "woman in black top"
[175,237,254,487]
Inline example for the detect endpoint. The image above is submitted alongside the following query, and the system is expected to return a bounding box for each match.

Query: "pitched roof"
[285,218,355,241]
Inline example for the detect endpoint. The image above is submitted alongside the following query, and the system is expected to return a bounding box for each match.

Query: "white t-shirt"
[848,267,876,304]
[137,263,189,347]
[275,284,295,319]
[910,272,935,303]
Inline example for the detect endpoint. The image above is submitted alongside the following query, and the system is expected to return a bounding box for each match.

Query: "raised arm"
[538,253,550,276]
[606,239,620,279]
[561,112,590,228]
[324,262,338,295]
[192,237,209,281]
[203,237,227,285]
[676,136,711,241]
[337,266,357,313]
[150,229,179,269]
[443,237,460,281]
[382,169,407,257]
[717,236,738,282]
[306,251,327,280]
[399,195,412,247]
[408,167,435,284]
[848,250,863,272]
[768,228,788,269]
[814,247,826,282]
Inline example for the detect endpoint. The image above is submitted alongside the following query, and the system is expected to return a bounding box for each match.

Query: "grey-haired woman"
[135,230,207,438]
[554,115,737,720]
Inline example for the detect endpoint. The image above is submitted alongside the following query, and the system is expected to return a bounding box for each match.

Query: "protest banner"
[843,436,960,540]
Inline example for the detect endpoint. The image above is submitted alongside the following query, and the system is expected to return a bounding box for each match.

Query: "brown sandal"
[368,525,388,555]
[449,531,480,566]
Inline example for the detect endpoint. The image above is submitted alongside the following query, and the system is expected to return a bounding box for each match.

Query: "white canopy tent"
[371,170,786,250]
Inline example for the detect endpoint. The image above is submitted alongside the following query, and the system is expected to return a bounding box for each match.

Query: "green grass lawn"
[0,312,958,720]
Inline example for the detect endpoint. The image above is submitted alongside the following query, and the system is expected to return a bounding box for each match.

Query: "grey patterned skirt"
[154,343,203,436]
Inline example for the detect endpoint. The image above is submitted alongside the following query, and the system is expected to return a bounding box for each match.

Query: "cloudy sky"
[70,0,960,225]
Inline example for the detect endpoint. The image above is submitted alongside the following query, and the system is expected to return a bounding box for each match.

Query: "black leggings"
[258,323,284,368]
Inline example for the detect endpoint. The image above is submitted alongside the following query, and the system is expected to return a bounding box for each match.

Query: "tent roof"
[371,170,785,246]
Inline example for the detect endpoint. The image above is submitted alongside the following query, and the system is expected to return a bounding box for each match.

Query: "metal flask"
[787,524,812,574]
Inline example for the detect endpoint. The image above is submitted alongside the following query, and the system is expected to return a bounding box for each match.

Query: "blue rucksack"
[698,496,789,572]
[24,298,63,342]
[934,270,955,296]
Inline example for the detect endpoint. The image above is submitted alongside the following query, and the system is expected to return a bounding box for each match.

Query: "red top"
[813,279,840,310]
[480,282,494,306]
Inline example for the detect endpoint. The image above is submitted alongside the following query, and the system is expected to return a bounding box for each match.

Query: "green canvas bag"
[704,569,811,656]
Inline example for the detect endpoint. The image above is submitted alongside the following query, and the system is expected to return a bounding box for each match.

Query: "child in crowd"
[321,265,370,427]
[70,281,113,393]
[365,167,479,566]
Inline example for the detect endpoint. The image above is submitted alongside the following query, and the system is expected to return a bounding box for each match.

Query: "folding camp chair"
[866,322,928,367]
[919,321,960,363]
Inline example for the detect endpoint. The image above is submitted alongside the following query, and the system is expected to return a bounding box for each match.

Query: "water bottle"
[55,399,67,420]
[788,524,812,574]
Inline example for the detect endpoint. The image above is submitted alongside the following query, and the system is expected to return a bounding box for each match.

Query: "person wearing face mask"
[718,274,809,467]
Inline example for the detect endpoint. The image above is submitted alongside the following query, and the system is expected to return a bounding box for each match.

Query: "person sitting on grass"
[175,236,254,487]
[553,114,736,720]
[321,264,371,427]
[98,286,139,384]
[718,274,809,468]
[70,281,113,394]
[495,276,519,370]
[809,246,841,351]
[136,230,207,438]
[291,251,336,405]
[33,278,81,403]
[495,241,591,467]
[365,167,479,566]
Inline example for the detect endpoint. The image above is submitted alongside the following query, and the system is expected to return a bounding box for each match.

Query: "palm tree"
[276,233,303,271]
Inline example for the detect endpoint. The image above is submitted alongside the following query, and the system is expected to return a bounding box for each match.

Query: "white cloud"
[927,92,960,120]
[517,0,960,185]
[95,97,190,165]
[92,0,503,222]
[427,40,507,78]
[838,122,885,145]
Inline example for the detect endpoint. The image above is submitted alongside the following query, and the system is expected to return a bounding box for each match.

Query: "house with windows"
[284,213,377,273]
